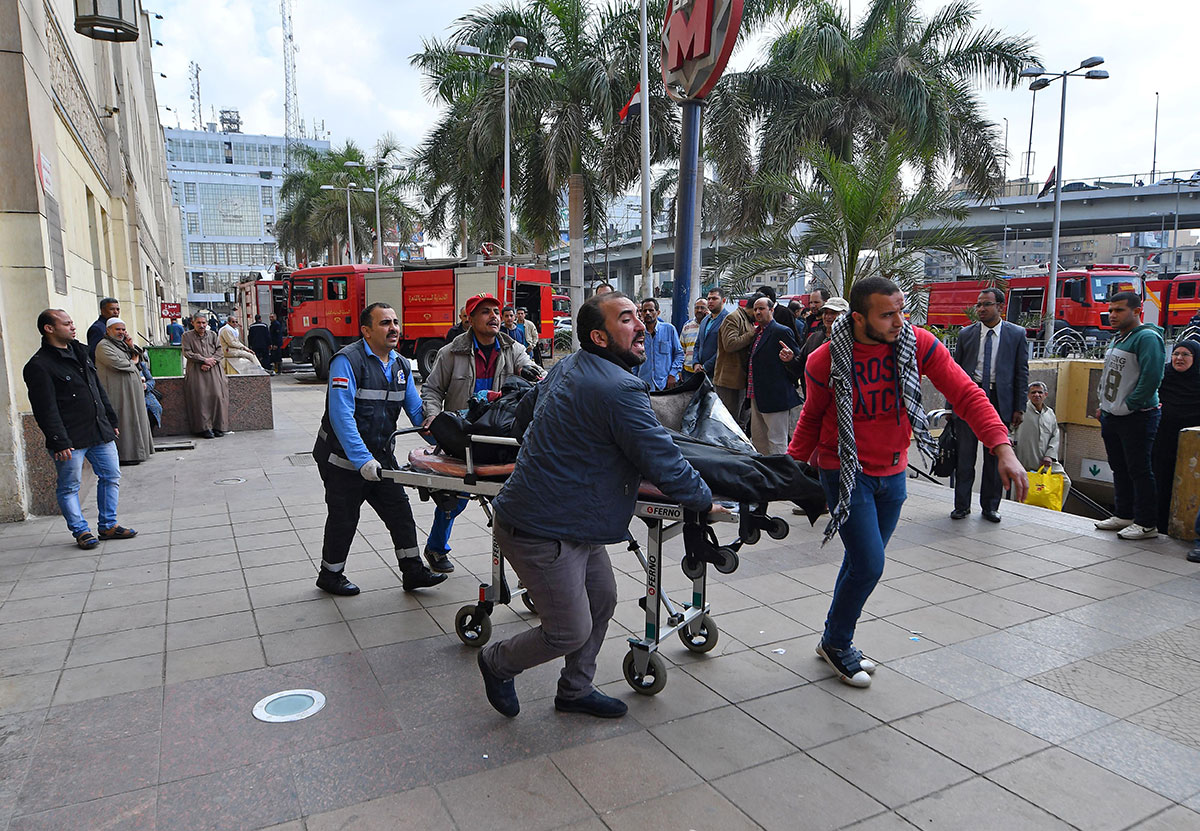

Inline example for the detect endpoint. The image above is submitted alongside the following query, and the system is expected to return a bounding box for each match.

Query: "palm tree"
[714,134,1001,319]
[277,139,420,265]
[706,0,1038,223]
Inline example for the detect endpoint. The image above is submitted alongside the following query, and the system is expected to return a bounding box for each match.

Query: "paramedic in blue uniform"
[476,291,721,719]
[312,302,446,596]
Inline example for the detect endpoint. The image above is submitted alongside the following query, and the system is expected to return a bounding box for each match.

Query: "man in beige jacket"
[712,299,757,423]
[418,292,543,572]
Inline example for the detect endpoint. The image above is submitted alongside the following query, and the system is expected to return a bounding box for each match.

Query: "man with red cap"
[420,293,543,572]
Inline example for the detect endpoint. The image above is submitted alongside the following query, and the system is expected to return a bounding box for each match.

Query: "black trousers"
[316,458,418,571]
[953,388,1003,513]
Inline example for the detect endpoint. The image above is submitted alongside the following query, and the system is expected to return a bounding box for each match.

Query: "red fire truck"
[925,264,1144,340]
[285,262,556,379]
[1144,273,1200,334]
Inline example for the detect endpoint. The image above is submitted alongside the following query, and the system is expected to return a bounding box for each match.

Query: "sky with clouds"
[148,0,1198,187]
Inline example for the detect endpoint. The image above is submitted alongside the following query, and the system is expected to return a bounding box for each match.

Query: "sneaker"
[816,642,876,675]
[554,690,627,719]
[1117,523,1158,541]
[423,548,455,573]
[1187,546,1200,564]
[1095,516,1134,531]
[478,652,519,717]
[815,641,871,688]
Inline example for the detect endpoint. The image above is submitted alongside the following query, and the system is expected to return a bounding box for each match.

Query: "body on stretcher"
[381,428,792,696]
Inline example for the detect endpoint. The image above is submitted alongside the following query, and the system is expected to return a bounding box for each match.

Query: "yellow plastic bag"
[1023,465,1064,511]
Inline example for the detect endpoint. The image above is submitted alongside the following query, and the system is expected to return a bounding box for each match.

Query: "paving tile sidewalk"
[2,374,1199,830]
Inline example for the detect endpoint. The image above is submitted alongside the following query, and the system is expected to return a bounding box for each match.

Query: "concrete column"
[1169,428,1200,540]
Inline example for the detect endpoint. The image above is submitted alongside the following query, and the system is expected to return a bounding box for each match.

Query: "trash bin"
[145,345,183,377]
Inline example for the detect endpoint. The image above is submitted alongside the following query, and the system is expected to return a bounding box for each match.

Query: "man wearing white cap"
[94,318,154,463]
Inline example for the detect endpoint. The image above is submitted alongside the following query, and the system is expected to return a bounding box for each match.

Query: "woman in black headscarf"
[1152,340,1200,532]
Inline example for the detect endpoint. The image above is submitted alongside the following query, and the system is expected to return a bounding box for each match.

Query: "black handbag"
[931,418,957,478]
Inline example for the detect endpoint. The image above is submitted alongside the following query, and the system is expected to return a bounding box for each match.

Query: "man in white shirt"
[1013,381,1071,508]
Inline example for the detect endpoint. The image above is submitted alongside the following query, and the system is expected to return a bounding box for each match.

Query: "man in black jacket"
[86,297,120,360]
[24,309,137,550]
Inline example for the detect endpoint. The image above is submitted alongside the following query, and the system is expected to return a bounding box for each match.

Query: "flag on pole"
[620,84,641,124]
[1037,166,1056,199]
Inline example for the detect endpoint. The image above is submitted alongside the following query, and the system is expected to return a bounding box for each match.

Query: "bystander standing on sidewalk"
[1094,291,1165,541]
[714,296,757,421]
[24,309,138,550]
[94,318,154,464]
[746,296,802,454]
[86,297,121,360]
[248,314,272,371]
[1151,340,1200,533]
[1013,381,1071,508]
[692,287,728,376]
[635,298,683,391]
[679,299,708,380]
[788,276,1025,688]
[268,313,286,373]
[166,317,184,346]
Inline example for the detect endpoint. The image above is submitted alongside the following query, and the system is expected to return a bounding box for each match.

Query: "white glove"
[359,459,383,482]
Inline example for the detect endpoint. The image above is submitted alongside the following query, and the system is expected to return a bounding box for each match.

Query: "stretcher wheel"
[680,554,704,580]
[713,547,739,575]
[679,613,719,653]
[742,526,761,546]
[766,517,790,540]
[623,650,668,696]
[520,591,538,614]
[454,605,492,646]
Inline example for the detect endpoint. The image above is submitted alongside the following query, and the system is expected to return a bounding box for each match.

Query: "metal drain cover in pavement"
[213,477,246,485]
[252,689,326,723]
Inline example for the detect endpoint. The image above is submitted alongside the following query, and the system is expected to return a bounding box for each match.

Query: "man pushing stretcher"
[477,291,725,719]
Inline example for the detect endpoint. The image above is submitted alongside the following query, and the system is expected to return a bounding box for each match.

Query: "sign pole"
[671,101,702,331]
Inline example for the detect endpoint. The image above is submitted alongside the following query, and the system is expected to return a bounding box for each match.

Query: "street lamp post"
[344,160,406,264]
[453,40,556,260]
[320,182,374,264]
[988,207,1024,263]
[1020,57,1109,343]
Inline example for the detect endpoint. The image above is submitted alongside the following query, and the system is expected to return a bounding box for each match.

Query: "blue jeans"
[1099,408,1160,527]
[53,441,121,536]
[818,468,907,649]
[426,495,468,554]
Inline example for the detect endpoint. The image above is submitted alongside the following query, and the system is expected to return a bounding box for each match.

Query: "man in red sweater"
[788,276,1027,688]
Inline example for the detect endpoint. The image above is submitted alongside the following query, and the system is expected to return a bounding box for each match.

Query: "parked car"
[1061,181,1103,192]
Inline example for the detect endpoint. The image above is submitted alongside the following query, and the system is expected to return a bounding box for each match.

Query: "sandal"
[97,525,138,540]
[74,532,99,550]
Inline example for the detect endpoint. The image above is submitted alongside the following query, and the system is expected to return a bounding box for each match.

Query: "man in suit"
[746,296,803,454]
[691,287,729,376]
[951,288,1029,522]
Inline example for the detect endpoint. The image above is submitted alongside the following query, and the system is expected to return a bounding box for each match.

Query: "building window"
[197,183,262,236]
[184,182,197,203]
[186,213,201,234]
[261,186,273,208]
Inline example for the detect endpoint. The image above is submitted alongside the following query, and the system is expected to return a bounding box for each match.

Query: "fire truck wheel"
[415,340,442,380]
[312,339,332,381]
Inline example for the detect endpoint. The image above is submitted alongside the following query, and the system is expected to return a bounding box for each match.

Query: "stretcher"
[380,427,791,695]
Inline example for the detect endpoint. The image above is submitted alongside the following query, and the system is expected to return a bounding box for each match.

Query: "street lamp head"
[1079,56,1104,68]
[1085,69,1109,80]
[531,55,556,70]
[319,185,336,191]
[343,161,364,168]
[489,61,503,77]
[362,187,375,193]
[1028,77,1052,92]
[1019,64,1045,78]
[453,44,482,58]
[989,206,1000,212]
[508,35,528,52]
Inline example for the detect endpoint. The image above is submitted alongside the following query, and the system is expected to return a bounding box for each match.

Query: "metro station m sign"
[661,0,743,101]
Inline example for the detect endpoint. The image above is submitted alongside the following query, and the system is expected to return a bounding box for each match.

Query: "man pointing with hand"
[312,303,445,596]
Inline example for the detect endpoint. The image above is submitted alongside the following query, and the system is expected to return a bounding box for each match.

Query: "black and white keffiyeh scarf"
[823,315,938,543]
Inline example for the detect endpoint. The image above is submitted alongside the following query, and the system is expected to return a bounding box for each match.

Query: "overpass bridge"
[548,170,1200,290]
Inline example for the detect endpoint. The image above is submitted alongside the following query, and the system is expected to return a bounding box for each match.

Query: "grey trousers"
[482,520,618,700]
[715,385,746,426]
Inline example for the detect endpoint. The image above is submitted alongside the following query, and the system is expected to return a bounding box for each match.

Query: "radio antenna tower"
[280,0,301,171]
[188,62,202,130]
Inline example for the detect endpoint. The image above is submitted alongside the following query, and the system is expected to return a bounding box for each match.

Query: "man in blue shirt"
[634,298,683,390]
[311,302,446,595]
[166,317,184,346]
[501,306,526,349]
[691,287,729,375]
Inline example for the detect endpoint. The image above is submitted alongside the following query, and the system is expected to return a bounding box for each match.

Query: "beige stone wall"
[0,0,183,521]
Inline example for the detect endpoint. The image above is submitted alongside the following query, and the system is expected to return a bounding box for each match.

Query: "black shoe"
[401,563,447,592]
[316,568,360,596]
[983,510,1001,523]
[213,430,225,438]
[950,509,969,520]
[554,690,628,718]
[423,548,455,573]
[200,430,215,439]
[478,652,519,717]
[1188,547,1200,563]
